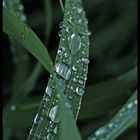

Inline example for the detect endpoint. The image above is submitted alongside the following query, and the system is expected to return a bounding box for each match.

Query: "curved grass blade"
[3,0,30,102]
[27,0,89,139]
[43,0,52,45]
[59,0,64,12]
[87,89,137,140]
[79,66,137,120]
[3,8,54,74]
[3,1,30,140]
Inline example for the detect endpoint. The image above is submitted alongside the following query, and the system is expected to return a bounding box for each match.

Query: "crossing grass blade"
[3,8,54,74]
[87,90,137,140]
[79,66,137,119]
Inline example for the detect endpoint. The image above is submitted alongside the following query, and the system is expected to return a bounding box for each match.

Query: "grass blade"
[27,0,89,139]
[43,0,53,44]
[3,0,30,102]
[87,90,137,140]
[3,8,54,74]
[79,66,137,119]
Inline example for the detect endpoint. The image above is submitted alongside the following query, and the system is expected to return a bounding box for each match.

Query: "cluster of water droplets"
[90,96,137,140]
[3,0,26,22]
[28,1,90,139]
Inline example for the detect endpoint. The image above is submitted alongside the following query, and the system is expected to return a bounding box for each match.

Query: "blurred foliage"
[3,0,137,140]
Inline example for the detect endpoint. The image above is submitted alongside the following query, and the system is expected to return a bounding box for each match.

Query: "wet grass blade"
[87,90,137,140]
[27,0,89,139]
[3,0,30,103]
[3,8,54,74]
[79,66,137,119]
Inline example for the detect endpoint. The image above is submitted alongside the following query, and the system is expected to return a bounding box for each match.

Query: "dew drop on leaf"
[55,63,71,80]
[127,102,133,109]
[53,126,58,134]
[49,105,60,123]
[73,77,78,82]
[58,49,63,56]
[24,25,30,34]
[22,34,25,39]
[95,126,109,138]
[45,86,52,97]
[108,123,114,129]
[82,58,89,64]
[47,133,53,140]
[20,15,26,21]
[134,99,137,105]
[79,79,84,84]
[76,87,84,96]
[72,66,77,71]
[10,105,16,111]
[69,33,82,55]
[3,1,6,7]
[18,5,23,10]
[34,114,43,124]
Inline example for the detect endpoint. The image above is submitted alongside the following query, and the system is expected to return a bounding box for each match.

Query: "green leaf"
[3,7,54,74]
[79,66,137,119]
[43,0,53,44]
[87,90,137,140]
[27,0,89,139]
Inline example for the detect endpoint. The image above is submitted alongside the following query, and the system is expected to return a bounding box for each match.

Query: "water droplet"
[49,105,61,123]
[62,38,65,41]
[108,123,114,129]
[55,63,71,80]
[45,86,52,97]
[58,49,63,56]
[60,23,69,33]
[73,77,78,82]
[69,33,81,55]
[79,79,84,84]
[82,51,85,54]
[53,126,58,134]
[76,75,79,79]
[78,19,82,24]
[3,1,6,7]
[127,102,133,109]
[95,126,109,137]
[70,85,74,90]
[58,30,62,36]
[18,5,23,10]
[134,99,137,105]
[47,133,53,139]
[10,105,16,111]
[76,87,84,96]
[64,52,68,58]
[34,114,43,124]
[82,31,92,36]
[72,66,77,71]
[61,47,66,52]
[24,25,30,34]
[75,4,83,14]
[91,137,96,140]
[82,58,89,64]
[22,34,25,39]
[59,22,63,28]
[20,15,26,21]
[65,101,71,108]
